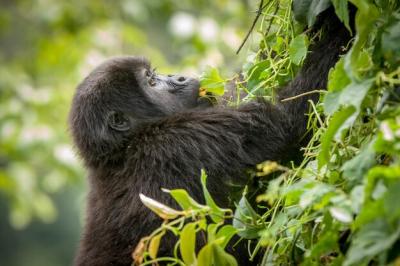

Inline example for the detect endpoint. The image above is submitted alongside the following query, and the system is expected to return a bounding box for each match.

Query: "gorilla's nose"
[170,75,188,85]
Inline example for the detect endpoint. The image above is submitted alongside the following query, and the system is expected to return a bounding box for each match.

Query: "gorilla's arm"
[278,11,352,141]
[128,10,352,197]
[129,101,289,182]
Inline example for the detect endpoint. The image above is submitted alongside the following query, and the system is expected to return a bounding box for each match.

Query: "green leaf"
[180,223,197,265]
[383,182,400,224]
[215,225,238,249]
[307,231,339,261]
[197,243,213,266]
[210,243,238,266]
[200,170,228,223]
[321,78,373,166]
[353,50,373,73]
[165,188,205,211]
[383,181,400,223]
[207,223,219,243]
[200,66,226,96]
[197,243,238,266]
[342,140,376,184]
[232,195,262,239]
[148,231,165,259]
[332,0,351,33]
[246,60,271,91]
[272,36,285,54]
[324,78,374,115]
[259,212,288,246]
[346,0,379,79]
[318,106,356,168]
[289,34,309,65]
[327,58,351,93]
[354,168,400,229]
[381,13,400,64]
[299,182,334,209]
[344,219,400,266]
[364,166,400,202]
[292,0,331,27]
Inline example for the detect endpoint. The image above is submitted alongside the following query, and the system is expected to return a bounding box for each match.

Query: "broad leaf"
[200,66,226,96]
[180,223,197,265]
[197,242,238,266]
[332,0,351,32]
[148,231,165,259]
[200,170,229,223]
[318,106,356,168]
[215,225,238,249]
[381,13,400,64]
[165,188,205,211]
[289,34,309,65]
[292,0,331,27]
[346,0,379,79]
[233,195,262,239]
[344,219,400,266]
[324,78,373,115]
[342,140,376,184]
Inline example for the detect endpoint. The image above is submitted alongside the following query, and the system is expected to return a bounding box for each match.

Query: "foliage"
[134,171,237,266]
[139,0,400,265]
[200,66,227,96]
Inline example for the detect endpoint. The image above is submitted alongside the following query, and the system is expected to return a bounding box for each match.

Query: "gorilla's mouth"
[197,88,217,106]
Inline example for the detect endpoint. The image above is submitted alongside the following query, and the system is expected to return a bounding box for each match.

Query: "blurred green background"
[0,0,255,265]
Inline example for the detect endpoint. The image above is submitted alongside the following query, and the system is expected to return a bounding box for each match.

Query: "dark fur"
[69,10,351,266]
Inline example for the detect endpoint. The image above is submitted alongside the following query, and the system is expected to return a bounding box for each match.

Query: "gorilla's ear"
[107,111,131,131]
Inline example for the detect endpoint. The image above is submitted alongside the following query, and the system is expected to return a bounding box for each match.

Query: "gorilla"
[69,10,351,266]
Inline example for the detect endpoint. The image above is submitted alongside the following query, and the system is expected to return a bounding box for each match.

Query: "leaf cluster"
[139,0,400,265]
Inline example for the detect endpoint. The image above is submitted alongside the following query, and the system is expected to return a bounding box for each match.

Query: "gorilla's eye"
[145,70,151,77]
[147,68,157,87]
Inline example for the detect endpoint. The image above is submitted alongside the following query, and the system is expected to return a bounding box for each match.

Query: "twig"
[280,90,325,102]
[236,0,268,54]
[308,99,325,127]
[264,1,280,37]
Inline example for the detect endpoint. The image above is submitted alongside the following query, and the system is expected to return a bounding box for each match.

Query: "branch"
[280,90,325,102]
[236,0,269,54]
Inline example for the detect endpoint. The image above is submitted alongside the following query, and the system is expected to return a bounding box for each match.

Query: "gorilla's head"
[69,56,206,168]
